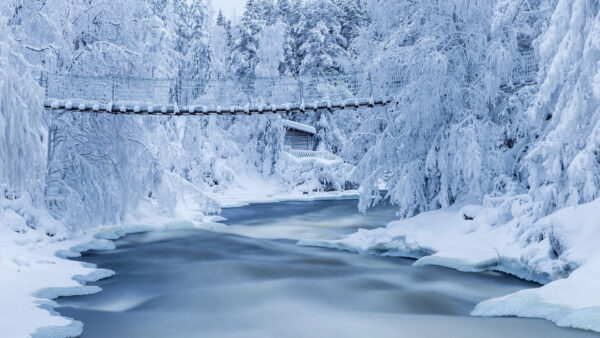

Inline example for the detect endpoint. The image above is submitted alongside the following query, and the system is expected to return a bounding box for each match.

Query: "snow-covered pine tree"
[187,0,211,80]
[229,0,264,84]
[333,0,368,53]
[216,9,227,27]
[296,0,346,76]
[279,0,302,75]
[146,0,169,18]
[255,0,278,25]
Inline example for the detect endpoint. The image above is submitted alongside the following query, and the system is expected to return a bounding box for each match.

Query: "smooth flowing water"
[57,200,598,338]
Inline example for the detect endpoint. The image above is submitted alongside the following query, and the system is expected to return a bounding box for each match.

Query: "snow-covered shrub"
[275,152,354,194]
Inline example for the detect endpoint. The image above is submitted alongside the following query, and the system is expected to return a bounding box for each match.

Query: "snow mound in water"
[32,320,83,338]
[34,286,102,300]
[473,254,600,332]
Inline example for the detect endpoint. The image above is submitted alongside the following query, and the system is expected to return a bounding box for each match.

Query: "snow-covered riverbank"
[0,201,216,337]
[301,198,600,333]
[8,192,600,337]
[1,187,361,337]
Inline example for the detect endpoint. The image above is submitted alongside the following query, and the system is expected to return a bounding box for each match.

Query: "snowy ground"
[300,199,600,333]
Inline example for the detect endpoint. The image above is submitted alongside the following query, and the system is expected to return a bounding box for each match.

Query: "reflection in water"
[57,200,598,338]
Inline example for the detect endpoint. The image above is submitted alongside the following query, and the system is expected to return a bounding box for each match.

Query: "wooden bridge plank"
[43,99,391,115]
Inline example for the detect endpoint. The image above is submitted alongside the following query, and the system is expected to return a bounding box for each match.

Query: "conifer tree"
[296,0,346,76]
[229,0,264,82]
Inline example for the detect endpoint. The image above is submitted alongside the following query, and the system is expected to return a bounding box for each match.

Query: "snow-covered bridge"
[42,50,537,115]
[42,72,400,115]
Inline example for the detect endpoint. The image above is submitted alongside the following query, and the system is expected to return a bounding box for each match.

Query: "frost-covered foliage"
[0,14,46,202]
[350,0,505,215]
[524,0,600,216]
[44,114,160,229]
[275,152,354,194]
[53,0,176,77]
[347,0,557,217]
[30,0,181,228]
[4,0,600,334]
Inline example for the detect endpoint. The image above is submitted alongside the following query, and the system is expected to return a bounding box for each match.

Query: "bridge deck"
[43,97,391,115]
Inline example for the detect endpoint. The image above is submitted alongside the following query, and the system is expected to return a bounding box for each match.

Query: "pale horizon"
[212,0,246,19]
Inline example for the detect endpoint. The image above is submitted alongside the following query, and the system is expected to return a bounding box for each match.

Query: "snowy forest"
[2,0,600,337]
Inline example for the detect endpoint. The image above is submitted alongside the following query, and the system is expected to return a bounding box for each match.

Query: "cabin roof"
[282,119,316,135]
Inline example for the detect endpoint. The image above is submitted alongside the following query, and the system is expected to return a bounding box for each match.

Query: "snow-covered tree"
[279,0,302,75]
[0,11,46,203]
[349,0,506,215]
[255,20,286,77]
[229,0,264,82]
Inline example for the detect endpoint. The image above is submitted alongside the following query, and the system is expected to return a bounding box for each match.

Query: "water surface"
[57,200,598,338]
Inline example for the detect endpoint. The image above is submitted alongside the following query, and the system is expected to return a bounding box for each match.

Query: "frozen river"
[56,200,598,338]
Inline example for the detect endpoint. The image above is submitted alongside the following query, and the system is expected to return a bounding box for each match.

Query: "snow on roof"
[282,120,316,135]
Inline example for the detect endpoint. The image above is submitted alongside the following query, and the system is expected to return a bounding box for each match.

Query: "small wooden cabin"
[283,120,315,151]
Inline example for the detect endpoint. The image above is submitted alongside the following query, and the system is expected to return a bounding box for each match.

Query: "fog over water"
[56,200,598,338]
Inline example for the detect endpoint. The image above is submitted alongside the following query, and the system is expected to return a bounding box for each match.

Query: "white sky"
[212,0,246,19]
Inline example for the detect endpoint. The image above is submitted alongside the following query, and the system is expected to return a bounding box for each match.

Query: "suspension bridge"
[42,50,538,116]
[42,72,399,115]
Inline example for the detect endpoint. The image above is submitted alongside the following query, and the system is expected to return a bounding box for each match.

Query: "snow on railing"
[289,149,340,161]
[512,49,539,85]
[512,49,538,85]
[43,72,403,109]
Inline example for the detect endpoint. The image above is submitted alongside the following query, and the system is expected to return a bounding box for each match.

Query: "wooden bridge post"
[299,78,304,104]
[175,78,181,106]
[368,72,374,98]
[246,82,251,107]
[39,72,48,97]
[111,76,115,102]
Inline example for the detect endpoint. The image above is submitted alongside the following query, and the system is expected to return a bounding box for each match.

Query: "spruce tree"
[333,0,368,50]
[279,0,302,75]
[187,0,211,80]
[229,0,263,83]
[296,0,346,76]
[216,9,227,27]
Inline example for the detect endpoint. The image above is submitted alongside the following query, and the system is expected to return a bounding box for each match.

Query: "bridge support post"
[298,79,304,105]
[39,72,48,98]
[175,78,181,106]
[368,72,374,99]
[247,84,251,107]
[111,76,115,102]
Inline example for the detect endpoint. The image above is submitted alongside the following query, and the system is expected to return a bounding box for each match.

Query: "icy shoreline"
[2,214,225,337]
[8,192,599,337]
[299,199,600,333]
[4,190,359,338]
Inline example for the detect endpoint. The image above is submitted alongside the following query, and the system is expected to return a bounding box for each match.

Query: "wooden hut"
[282,120,315,151]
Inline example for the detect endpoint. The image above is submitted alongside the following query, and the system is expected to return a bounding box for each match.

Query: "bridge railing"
[512,49,538,85]
[44,71,405,109]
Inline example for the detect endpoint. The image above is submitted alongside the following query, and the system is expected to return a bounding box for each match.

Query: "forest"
[1,0,600,337]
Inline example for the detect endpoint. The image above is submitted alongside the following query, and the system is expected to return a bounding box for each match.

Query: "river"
[56,200,598,338]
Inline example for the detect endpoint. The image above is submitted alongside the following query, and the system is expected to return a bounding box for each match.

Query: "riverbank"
[1,189,360,337]
[55,200,596,338]
[4,192,599,336]
[300,199,600,333]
